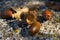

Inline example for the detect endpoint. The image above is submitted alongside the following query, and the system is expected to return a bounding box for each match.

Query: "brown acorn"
[1,9,12,19]
[28,21,41,36]
[42,9,51,20]
[26,11,37,25]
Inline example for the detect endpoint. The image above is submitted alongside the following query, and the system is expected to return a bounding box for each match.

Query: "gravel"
[0,0,60,40]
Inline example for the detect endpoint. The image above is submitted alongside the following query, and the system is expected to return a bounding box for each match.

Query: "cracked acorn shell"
[28,21,41,36]
[42,9,51,20]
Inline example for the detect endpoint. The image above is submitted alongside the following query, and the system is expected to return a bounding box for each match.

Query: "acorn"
[26,11,37,25]
[42,9,51,20]
[28,21,41,36]
[1,7,22,20]
[1,9,12,19]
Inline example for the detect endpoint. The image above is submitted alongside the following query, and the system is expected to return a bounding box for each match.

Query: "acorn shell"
[28,21,41,36]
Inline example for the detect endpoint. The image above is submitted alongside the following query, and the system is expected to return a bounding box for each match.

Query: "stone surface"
[0,0,60,40]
